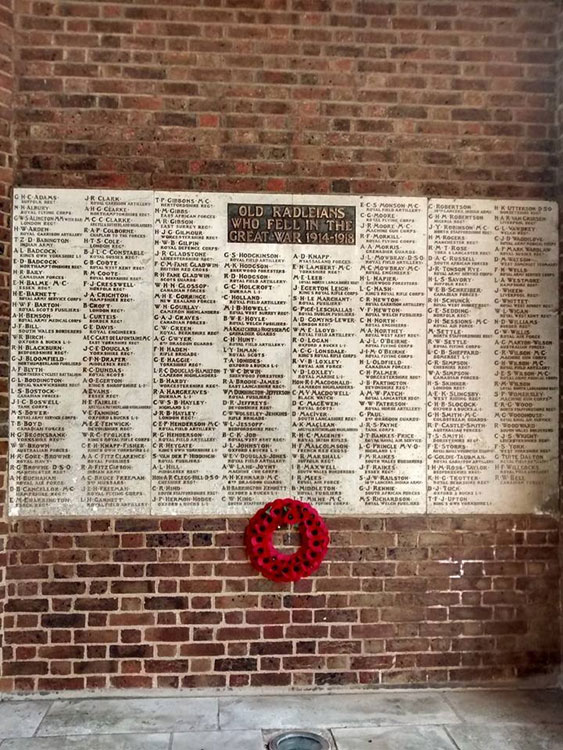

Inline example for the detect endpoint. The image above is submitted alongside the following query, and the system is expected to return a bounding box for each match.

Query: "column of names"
[224,199,292,509]
[152,193,223,513]
[427,200,496,511]
[291,200,360,511]
[359,198,427,512]
[493,202,558,512]
[10,191,85,515]
[83,191,153,515]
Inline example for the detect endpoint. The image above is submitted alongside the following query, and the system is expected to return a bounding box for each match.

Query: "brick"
[451,108,491,121]
[315,671,358,686]
[38,646,84,659]
[3,661,48,675]
[8,565,48,580]
[38,678,85,691]
[76,564,120,578]
[145,660,191,673]
[145,628,191,642]
[144,596,189,610]
[74,660,118,675]
[75,535,119,549]
[109,645,152,658]
[41,614,86,629]
[215,658,257,672]
[111,580,155,594]
[146,534,191,548]
[251,672,291,686]
[73,597,118,612]
[4,598,48,612]
[217,627,261,641]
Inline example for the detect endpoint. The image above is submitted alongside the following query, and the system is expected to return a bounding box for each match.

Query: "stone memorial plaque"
[427,199,559,513]
[9,190,559,517]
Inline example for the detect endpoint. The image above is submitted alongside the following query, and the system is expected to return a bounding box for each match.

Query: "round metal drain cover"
[268,730,330,750]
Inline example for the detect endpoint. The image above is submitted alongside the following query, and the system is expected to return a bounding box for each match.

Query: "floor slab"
[447,724,563,750]
[0,701,51,739]
[172,730,264,749]
[332,725,458,750]
[37,697,218,736]
[0,736,170,750]
[446,690,563,725]
[219,692,459,729]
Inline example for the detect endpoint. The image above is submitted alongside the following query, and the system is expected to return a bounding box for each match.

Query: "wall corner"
[0,0,14,690]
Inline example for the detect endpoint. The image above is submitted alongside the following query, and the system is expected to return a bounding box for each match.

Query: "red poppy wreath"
[245,498,330,583]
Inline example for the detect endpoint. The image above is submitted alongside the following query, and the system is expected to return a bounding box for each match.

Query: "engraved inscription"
[227,203,356,245]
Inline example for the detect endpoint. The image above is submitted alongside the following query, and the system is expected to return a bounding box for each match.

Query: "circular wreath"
[245,498,330,583]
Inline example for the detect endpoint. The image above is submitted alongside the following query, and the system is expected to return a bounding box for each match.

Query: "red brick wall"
[559,1,563,196]
[2,515,560,691]
[1,0,561,691]
[556,0,563,685]
[13,0,558,196]
[0,0,13,692]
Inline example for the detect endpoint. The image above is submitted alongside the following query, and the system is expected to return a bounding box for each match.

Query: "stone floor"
[0,688,561,748]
